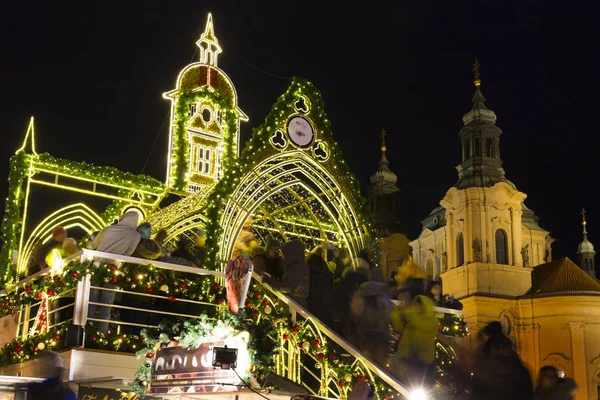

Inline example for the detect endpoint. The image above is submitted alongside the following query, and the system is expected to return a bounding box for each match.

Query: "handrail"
[254,274,412,399]
[0,250,224,296]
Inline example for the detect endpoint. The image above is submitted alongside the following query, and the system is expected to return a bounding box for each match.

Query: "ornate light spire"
[473,58,481,87]
[196,13,222,67]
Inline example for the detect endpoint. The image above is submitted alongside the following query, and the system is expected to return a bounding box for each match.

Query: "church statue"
[472,238,482,262]
[441,251,448,272]
[521,244,530,267]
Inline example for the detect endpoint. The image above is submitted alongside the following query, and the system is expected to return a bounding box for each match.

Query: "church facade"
[405,69,600,399]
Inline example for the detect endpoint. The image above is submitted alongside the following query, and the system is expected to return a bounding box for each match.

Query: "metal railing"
[3,250,461,399]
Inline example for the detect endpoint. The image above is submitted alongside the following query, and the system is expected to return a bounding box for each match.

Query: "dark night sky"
[0,1,598,261]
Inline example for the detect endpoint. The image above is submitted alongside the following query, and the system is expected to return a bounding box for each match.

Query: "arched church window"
[474,138,481,157]
[486,138,494,157]
[463,139,471,160]
[426,258,433,279]
[495,229,508,264]
[456,232,464,266]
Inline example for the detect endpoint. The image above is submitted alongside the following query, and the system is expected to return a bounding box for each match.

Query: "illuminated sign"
[149,331,250,394]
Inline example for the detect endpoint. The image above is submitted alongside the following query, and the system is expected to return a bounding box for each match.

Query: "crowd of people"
[27,216,579,399]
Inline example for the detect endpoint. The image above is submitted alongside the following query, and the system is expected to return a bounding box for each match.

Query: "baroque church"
[369,67,600,399]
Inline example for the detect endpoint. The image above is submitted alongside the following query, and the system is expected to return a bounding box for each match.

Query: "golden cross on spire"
[380,129,387,152]
[582,208,588,235]
[473,58,481,87]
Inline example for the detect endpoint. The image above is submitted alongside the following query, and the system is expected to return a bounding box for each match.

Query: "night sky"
[1,1,598,262]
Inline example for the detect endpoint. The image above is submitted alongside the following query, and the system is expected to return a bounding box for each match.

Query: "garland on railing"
[0,322,145,367]
[0,260,226,319]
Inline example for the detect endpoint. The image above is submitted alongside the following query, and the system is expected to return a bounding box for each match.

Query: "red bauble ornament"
[111,276,118,284]
[212,283,220,290]
[179,283,186,288]
[90,336,97,342]
[146,352,154,359]
[146,286,153,292]
[15,344,22,352]
[338,381,344,388]
[245,302,251,308]
[71,272,79,279]
[47,289,54,296]
[262,300,269,306]
[439,324,444,330]
[283,334,290,340]
[169,295,176,302]
[314,340,321,347]
[25,286,32,293]
[217,298,223,305]
[109,265,116,271]
[256,294,262,299]
[35,292,43,299]
[317,353,324,360]
[385,395,393,400]
[252,310,260,317]
[292,326,300,333]
[358,376,365,382]
[298,343,304,349]
[329,354,337,360]
[158,276,164,281]
[54,334,61,340]
[459,324,464,330]
[9,310,15,315]
[33,347,38,352]
[53,276,61,283]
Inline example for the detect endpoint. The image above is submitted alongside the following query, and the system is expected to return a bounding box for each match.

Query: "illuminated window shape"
[456,232,464,266]
[495,229,508,264]
[190,103,197,116]
[193,145,212,175]
[486,137,494,157]
[202,107,212,123]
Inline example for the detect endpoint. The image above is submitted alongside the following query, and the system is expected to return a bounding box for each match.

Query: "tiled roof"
[531,257,600,294]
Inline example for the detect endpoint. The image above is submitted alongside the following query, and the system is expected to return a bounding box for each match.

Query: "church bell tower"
[578,209,596,278]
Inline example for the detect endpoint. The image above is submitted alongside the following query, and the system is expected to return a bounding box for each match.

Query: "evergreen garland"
[0,152,30,283]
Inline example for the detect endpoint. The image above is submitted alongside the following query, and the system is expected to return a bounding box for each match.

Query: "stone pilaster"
[569,321,588,400]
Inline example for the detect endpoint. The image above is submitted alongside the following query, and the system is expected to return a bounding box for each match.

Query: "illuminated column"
[511,207,523,266]
[514,324,540,380]
[569,322,588,400]
[485,205,493,263]
[465,200,472,263]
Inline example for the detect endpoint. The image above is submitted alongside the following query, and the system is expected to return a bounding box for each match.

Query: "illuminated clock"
[287,116,314,147]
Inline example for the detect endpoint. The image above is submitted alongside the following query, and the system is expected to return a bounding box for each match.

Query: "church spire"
[455,60,510,190]
[370,129,398,187]
[578,208,596,278]
[196,13,222,67]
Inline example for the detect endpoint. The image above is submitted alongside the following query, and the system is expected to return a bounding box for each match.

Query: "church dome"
[578,238,595,253]
[370,152,398,185]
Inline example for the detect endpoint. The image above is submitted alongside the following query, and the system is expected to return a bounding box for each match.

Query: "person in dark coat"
[27,351,75,400]
[306,245,340,327]
[262,240,310,308]
[471,334,534,400]
[426,280,463,310]
[335,266,369,344]
[535,365,578,400]
[253,239,284,279]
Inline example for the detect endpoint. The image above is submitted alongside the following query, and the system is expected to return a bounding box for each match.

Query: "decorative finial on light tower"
[380,129,387,153]
[582,208,588,237]
[473,58,481,87]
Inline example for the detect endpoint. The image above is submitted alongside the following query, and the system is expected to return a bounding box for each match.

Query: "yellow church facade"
[406,67,600,399]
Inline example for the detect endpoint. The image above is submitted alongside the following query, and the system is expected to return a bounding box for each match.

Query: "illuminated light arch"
[18,203,106,273]
[218,151,366,266]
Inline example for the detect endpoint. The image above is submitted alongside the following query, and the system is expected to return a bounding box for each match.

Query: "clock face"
[287,116,314,147]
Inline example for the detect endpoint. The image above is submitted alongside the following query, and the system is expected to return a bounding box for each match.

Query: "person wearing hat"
[253,238,284,279]
[28,226,68,275]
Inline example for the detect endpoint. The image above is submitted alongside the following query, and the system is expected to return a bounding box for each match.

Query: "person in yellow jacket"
[394,257,426,299]
[391,294,439,386]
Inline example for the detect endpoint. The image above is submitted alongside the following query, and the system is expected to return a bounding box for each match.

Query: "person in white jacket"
[88,211,141,333]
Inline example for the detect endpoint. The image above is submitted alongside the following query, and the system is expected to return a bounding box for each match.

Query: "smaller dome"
[578,238,595,253]
[369,152,398,186]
